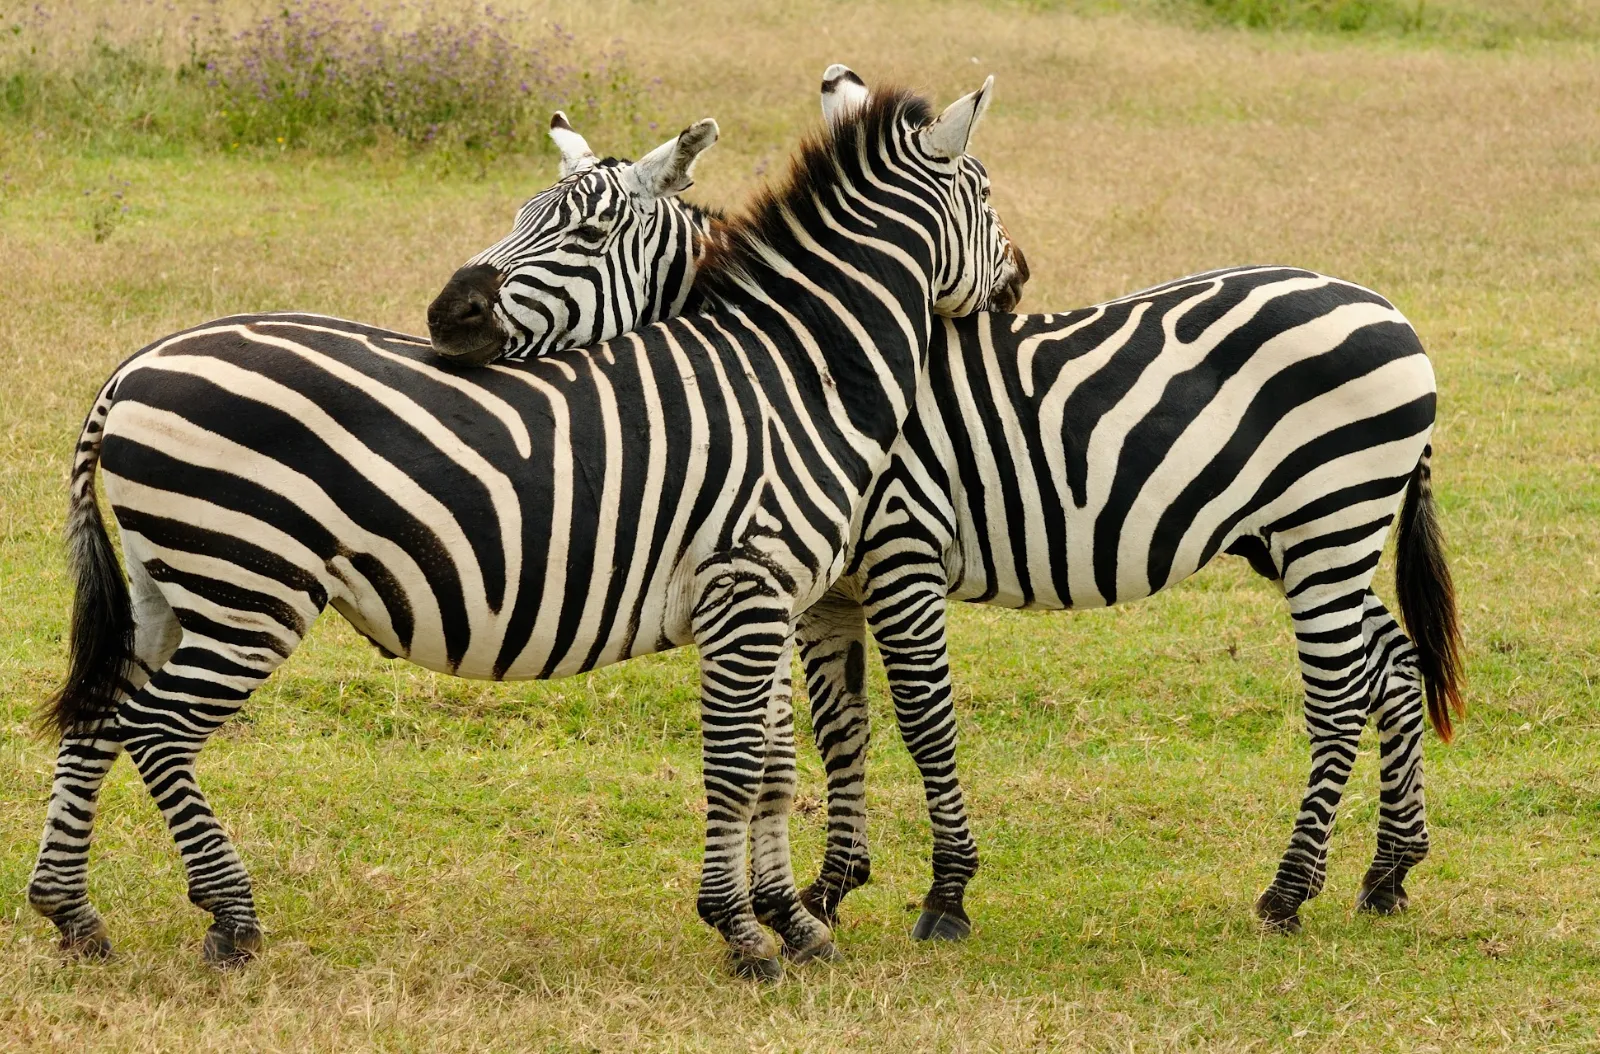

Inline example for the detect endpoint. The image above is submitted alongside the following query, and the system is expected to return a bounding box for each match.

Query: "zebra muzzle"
[428,263,509,366]
[988,243,1029,313]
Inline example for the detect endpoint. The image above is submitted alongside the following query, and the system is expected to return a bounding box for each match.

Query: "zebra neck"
[633,207,703,327]
[716,236,934,457]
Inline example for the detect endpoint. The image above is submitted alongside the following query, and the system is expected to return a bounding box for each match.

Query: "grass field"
[2,0,1599,1049]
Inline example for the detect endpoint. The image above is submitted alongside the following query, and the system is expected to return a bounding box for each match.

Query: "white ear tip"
[821,64,866,94]
[550,110,571,131]
[690,117,719,143]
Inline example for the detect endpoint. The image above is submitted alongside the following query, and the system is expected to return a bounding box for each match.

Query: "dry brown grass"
[2,1,1598,1050]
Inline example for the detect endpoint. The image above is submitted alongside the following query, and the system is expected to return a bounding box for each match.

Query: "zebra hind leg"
[120,622,308,965]
[793,595,873,927]
[1255,547,1380,933]
[118,550,323,967]
[869,585,977,941]
[1355,591,1430,915]
[28,545,181,958]
[748,634,836,963]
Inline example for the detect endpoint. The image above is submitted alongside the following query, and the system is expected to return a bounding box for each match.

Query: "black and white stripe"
[27,82,1026,979]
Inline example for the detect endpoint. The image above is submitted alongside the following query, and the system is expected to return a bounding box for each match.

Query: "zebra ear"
[820,64,869,126]
[621,118,720,202]
[549,111,597,177]
[921,76,994,160]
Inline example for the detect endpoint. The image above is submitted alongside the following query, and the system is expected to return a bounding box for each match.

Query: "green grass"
[1003,0,1600,43]
[2,0,1599,1049]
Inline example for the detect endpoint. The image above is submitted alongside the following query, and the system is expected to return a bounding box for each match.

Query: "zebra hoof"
[202,922,263,967]
[59,918,113,960]
[726,931,783,982]
[784,936,838,965]
[798,883,842,927]
[728,948,784,982]
[1254,889,1303,934]
[1357,878,1410,916]
[911,908,972,942]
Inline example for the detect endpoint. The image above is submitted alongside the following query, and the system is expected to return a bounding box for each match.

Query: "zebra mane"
[694,88,935,300]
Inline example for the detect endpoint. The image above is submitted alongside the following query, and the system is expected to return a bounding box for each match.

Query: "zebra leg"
[748,634,837,963]
[868,584,978,941]
[119,621,307,966]
[28,547,182,958]
[1255,569,1375,933]
[794,595,873,926]
[691,558,803,981]
[1355,591,1430,915]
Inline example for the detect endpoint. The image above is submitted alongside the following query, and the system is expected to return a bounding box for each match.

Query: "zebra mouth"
[428,263,508,366]
[987,245,1029,313]
[432,334,506,366]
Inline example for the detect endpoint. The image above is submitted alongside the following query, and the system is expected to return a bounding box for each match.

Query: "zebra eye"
[572,224,607,242]
[980,185,991,202]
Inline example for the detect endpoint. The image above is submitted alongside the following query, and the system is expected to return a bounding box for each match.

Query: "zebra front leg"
[794,594,873,926]
[868,583,978,941]
[28,548,181,958]
[1256,586,1373,933]
[692,560,802,981]
[1355,592,1430,915]
[748,633,837,963]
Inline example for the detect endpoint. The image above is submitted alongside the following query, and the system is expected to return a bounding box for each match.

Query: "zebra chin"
[987,245,1030,313]
[428,262,512,365]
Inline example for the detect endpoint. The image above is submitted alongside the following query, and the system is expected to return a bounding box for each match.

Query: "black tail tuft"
[39,418,133,739]
[1395,444,1465,742]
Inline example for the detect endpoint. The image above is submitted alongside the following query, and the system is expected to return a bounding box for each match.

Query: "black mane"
[695,88,935,302]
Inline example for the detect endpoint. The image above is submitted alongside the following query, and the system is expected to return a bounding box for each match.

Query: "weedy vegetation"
[1,0,1598,1050]
[1,0,653,158]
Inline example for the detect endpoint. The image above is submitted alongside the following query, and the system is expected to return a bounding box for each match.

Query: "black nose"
[428,263,506,365]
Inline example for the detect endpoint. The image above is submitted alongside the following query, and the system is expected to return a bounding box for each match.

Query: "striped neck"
[693,98,951,454]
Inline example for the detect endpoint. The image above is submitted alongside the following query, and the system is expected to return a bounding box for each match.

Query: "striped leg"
[1356,591,1429,914]
[868,584,978,941]
[795,595,873,925]
[691,557,799,981]
[120,626,300,964]
[114,534,324,965]
[748,634,835,962]
[28,546,181,957]
[1255,547,1384,932]
[29,732,125,956]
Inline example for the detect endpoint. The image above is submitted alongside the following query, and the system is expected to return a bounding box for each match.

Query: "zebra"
[796,285,1462,940]
[26,82,1028,980]
[427,110,724,365]
[438,67,1464,942]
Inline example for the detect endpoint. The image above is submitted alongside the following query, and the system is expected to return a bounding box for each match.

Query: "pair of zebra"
[28,66,1460,980]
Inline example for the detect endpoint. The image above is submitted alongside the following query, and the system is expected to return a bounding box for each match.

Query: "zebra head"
[428,113,720,365]
[818,65,1028,316]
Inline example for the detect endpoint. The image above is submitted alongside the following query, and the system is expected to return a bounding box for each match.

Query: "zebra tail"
[1395,443,1465,743]
[40,379,134,740]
